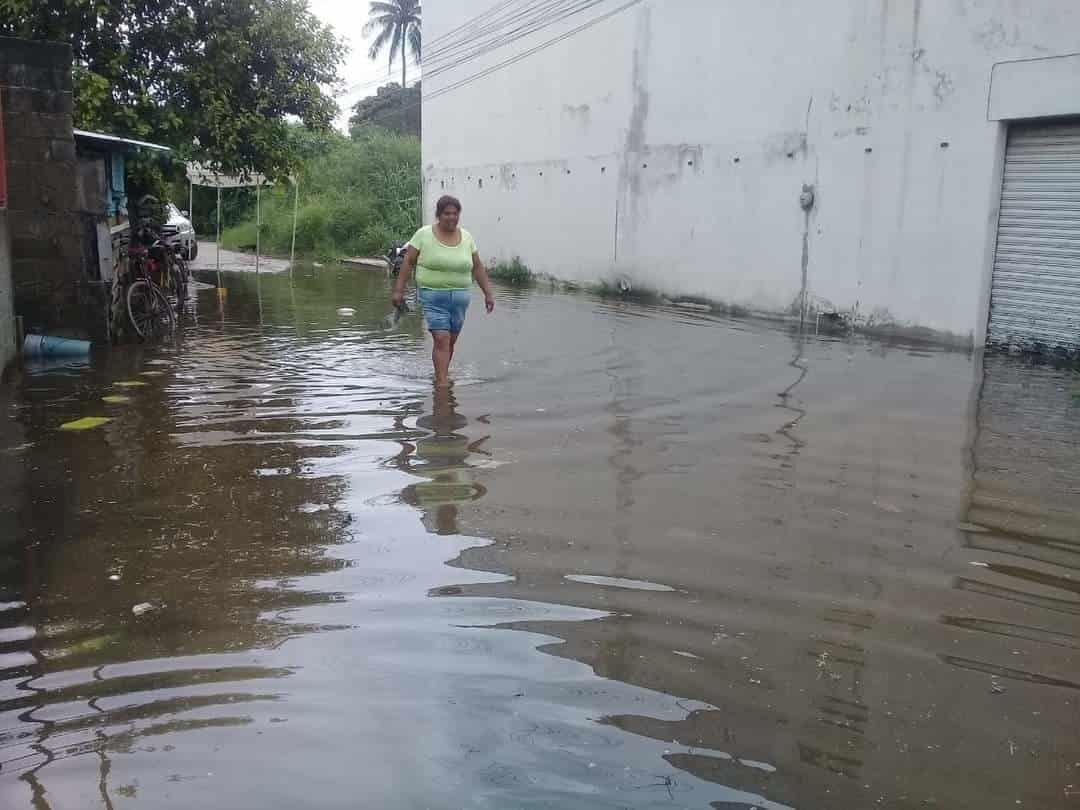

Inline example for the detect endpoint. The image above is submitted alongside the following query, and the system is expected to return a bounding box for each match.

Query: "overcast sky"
[307,0,421,131]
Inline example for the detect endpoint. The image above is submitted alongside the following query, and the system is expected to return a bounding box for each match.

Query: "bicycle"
[125,236,176,340]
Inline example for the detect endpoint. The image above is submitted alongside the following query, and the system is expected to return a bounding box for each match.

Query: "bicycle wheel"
[151,283,177,333]
[127,279,176,340]
[171,257,189,314]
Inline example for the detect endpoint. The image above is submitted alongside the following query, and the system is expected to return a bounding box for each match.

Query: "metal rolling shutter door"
[988,119,1080,352]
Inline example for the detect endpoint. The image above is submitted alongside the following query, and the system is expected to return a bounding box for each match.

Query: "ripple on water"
[0,268,1076,810]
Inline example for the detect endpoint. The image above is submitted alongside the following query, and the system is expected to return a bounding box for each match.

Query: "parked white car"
[162,203,197,261]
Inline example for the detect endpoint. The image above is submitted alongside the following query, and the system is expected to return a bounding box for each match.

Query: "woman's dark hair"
[435,195,462,216]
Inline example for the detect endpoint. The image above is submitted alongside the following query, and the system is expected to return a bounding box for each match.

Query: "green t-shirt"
[409,225,477,290]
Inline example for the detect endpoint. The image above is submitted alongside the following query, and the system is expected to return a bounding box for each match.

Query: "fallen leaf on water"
[59,417,111,431]
[139,371,165,377]
[102,395,132,404]
[114,380,149,388]
[45,633,121,659]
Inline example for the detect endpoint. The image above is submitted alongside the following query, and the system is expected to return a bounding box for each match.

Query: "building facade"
[423,1,1080,351]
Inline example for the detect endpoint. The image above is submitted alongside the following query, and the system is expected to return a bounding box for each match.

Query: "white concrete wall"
[423,0,1080,342]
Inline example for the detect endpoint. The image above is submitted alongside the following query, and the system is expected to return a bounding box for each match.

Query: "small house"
[73,129,170,282]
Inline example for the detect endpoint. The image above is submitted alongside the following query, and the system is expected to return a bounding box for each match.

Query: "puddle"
[0,266,1076,809]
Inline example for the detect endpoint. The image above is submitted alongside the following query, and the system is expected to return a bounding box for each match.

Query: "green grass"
[220,126,421,261]
[488,256,534,285]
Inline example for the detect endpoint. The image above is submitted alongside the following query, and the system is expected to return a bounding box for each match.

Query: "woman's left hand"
[485,295,495,314]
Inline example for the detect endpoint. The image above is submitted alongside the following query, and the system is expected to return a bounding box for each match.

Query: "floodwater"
[1,264,1078,809]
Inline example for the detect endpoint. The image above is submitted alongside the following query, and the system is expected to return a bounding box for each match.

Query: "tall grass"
[488,256,534,285]
[220,126,421,260]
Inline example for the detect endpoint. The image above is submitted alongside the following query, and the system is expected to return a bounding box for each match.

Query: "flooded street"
[1,266,1078,809]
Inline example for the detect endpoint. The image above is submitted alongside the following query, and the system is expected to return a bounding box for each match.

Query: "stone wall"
[0,37,93,339]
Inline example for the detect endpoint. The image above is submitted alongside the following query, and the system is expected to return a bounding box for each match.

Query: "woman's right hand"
[392,288,405,308]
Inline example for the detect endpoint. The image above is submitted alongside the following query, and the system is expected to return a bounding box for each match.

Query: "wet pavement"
[189,241,293,275]
[0,265,1078,809]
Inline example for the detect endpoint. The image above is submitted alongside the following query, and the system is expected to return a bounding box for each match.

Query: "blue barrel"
[23,334,92,358]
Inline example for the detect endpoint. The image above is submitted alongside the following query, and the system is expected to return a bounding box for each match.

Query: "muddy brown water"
[1,267,1078,809]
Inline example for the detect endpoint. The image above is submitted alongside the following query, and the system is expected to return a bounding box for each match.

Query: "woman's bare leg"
[432,330,453,387]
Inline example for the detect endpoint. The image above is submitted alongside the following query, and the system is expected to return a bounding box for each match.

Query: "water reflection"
[1,264,1077,809]
[945,353,1080,691]
[394,386,489,535]
[0,268,412,805]
[442,315,1078,808]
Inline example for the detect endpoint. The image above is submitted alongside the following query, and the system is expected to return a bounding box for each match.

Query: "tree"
[349,82,421,137]
[363,1,421,102]
[0,0,344,179]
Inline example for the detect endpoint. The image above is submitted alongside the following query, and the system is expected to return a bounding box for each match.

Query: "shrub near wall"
[221,127,421,260]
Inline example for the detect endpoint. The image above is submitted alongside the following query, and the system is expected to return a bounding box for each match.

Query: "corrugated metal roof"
[72,129,171,152]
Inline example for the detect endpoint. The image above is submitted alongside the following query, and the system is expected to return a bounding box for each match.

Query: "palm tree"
[364,1,421,94]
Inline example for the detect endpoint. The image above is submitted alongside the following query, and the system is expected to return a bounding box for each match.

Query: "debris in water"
[738,758,778,773]
[564,574,675,592]
[991,677,1006,694]
[672,301,712,312]
[114,380,149,388]
[873,499,903,513]
[131,602,158,616]
[140,370,166,377]
[109,574,121,582]
[102,395,132,404]
[59,416,112,431]
[337,307,356,316]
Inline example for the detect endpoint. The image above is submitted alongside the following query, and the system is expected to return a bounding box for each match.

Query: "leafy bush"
[219,126,421,260]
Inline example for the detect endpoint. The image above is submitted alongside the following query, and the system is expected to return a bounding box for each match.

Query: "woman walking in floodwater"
[393,196,496,387]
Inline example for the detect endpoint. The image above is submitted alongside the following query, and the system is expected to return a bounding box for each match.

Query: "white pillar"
[255,181,261,275]
[216,186,223,289]
[290,177,300,269]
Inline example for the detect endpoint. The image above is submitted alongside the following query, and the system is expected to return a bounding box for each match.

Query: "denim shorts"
[418,288,471,334]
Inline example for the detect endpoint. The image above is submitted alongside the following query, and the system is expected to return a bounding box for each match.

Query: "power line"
[345,0,643,117]
[343,0,595,101]
[344,0,537,96]
[424,0,575,64]
[425,0,645,102]
[420,0,524,54]
[424,0,605,75]
[342,71,417,97]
